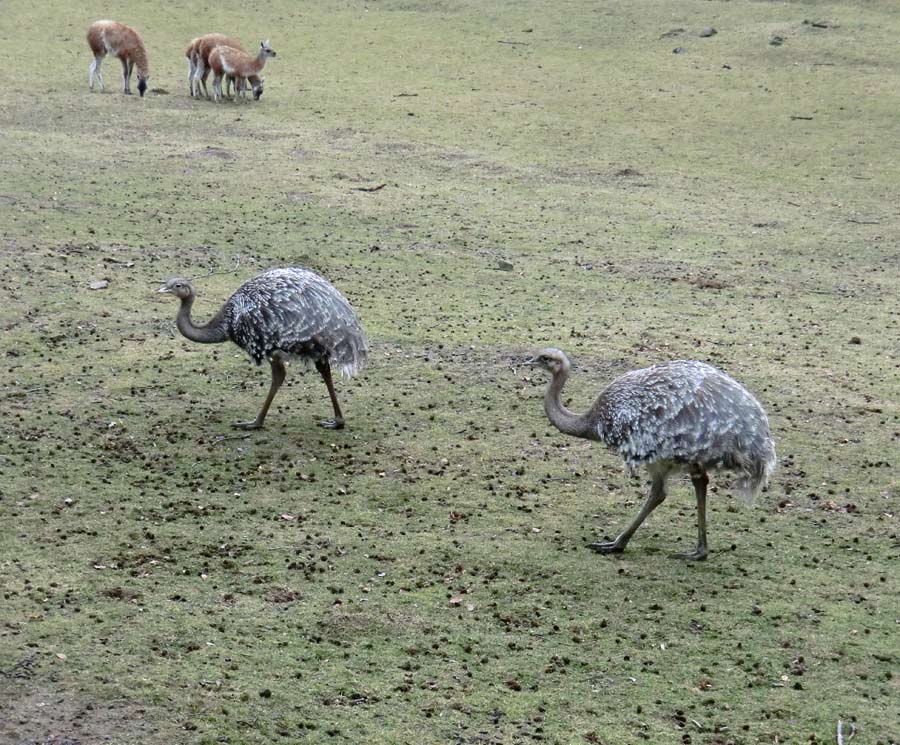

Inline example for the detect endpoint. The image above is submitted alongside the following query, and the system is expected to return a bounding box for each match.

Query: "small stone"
[849,336,862,345]
[769,35,785,46]
[89,280,108,290]
[673,46,686,54]
[497,259,514,271]
[699,27,717,37]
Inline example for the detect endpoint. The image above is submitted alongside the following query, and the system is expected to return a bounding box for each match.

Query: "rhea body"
[159,268,368,430]
[87,20,149,96]
[529,348,776,560]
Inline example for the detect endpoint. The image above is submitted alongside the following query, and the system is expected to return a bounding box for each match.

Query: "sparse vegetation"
[1,1,898,743]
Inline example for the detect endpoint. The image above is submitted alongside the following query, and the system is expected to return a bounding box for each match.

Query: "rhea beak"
[523,356,536,367]
[158,286,171,293]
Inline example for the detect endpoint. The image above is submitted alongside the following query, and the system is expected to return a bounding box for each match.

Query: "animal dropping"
[159,267,368,431]
[528,348,776,560]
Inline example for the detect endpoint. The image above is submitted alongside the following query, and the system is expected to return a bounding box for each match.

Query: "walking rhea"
[528,348,776,560]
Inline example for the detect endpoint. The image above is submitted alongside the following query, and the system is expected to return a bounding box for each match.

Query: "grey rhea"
[159,267,368,431]
[528,348,776,560]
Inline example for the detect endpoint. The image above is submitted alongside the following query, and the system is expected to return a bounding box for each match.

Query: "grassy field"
[1,1,898,743]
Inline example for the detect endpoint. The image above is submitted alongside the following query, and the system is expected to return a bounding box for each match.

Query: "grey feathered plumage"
[159,266,367,431]
[587,359,775,500]
[530,347,776,559]
[224,268,368,375]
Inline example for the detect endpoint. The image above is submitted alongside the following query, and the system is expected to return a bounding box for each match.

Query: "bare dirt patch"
[0,683,158,745]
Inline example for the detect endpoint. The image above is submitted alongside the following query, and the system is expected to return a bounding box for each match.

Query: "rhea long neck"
[544,365,594,440]
[175,292,229,344]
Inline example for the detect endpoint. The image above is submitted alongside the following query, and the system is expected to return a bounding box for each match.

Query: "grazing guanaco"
[190,33,244,99]
[185,38,200,95]
[210,41,276,102]
[208,46,264,101]
[87,20,149,97]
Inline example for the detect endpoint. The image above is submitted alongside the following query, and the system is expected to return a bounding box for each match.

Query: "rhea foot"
[588,540,626,555]
[670,546,708,561]
[317,417,345,430]
[233,420,264,431]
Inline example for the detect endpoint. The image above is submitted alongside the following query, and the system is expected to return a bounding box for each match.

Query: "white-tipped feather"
[222,267,368,372]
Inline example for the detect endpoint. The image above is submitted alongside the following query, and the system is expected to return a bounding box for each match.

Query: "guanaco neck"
[131,43,150,79]
[175,292,229,344]
[544,365,593,440]
[250,49,271,74]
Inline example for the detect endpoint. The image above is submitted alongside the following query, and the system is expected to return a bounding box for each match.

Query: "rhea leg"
[234,357,287,430]
[590,473,667,554]
[89,55,104,91]
[315,359,345,430]
[672,468,709,561]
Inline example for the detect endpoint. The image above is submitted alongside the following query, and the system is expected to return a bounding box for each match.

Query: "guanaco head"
[137,75,148,97]
[158,278,194,300]
[260,40,276,58]
[252,78,265,100]
[525,347,571,376]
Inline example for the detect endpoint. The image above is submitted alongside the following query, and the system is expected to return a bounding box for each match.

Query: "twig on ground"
[192,255,241,281]
[352,184,386,192]
[498,40,529,45]
[210,434,252,446]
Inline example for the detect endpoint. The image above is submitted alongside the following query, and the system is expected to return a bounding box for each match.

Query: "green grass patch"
[1,1,898,743]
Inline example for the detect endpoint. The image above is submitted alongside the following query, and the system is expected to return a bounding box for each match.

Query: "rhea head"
[526,347,571,375]
[158,278,194,300]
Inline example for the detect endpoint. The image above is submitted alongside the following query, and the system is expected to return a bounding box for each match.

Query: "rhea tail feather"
[732,437,777,506]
